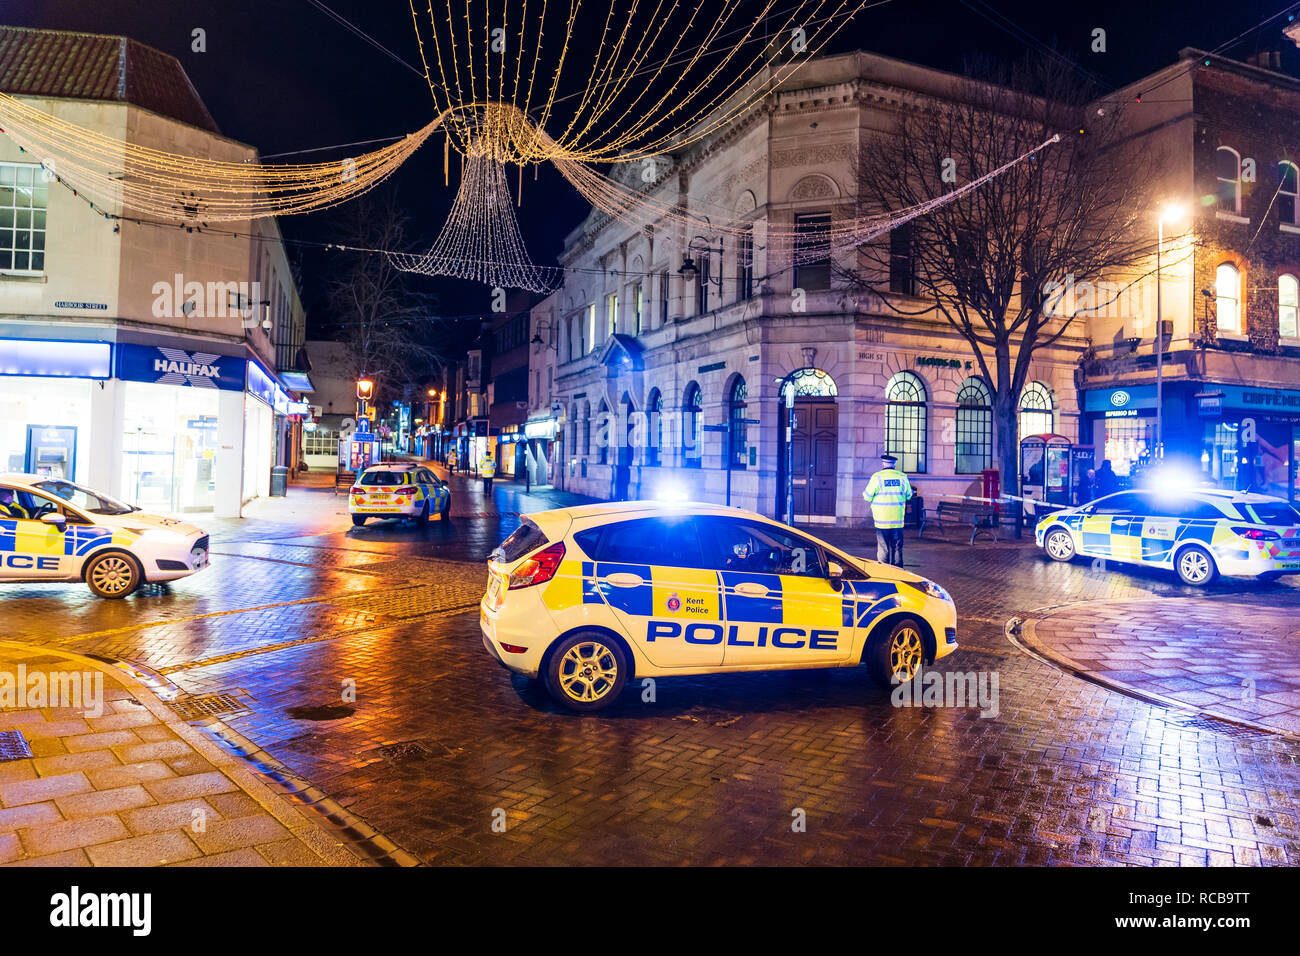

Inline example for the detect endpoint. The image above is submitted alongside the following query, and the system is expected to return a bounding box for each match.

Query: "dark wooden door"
[791,402,838,516]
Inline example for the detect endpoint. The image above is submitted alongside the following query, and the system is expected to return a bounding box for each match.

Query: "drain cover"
[0,730,33,762]
[169,693,248,721]
[377,740,435,761]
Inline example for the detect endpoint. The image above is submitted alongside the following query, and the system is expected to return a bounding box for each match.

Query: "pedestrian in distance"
[862,453,912,567]
[480,451,496,495]
[1075,467,1096,505]
[1095,459,1118,497]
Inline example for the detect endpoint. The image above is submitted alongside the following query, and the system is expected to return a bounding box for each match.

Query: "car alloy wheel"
[558,640,619,703]
[86,553,140,598]
[1176,546,1216,586]
[1045,528,1075,561]
[889,624,924,682]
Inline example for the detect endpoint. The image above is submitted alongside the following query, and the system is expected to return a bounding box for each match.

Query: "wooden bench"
[933,499,999,544]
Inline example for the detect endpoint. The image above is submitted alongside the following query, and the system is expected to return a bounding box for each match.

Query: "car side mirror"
[828,560,844,591]
[41,512,66,528]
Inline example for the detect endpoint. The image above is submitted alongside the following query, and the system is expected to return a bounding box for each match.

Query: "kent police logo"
[666,592,681,612]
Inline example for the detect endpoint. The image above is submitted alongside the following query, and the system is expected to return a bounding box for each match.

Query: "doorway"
[790,401,838,518]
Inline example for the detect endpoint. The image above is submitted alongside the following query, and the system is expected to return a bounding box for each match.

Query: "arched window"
[682,382,702,468]
[1281,274,1299,339]
[1216,262,1240,333]
[1018,382,1054,440]
[1216,146,1241,214]
[596,400,610,465]
[885,372,926,474]
[955,376,993,474]
[728,377,749,470]
[645,389,663,466]
[1280,161,1298,225]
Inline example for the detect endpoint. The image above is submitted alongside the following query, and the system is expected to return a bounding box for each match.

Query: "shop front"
[497,424,523,477]
[0,338,111,482]
[116,342,247,513]
[524,414,560,487]
[244,359,291,503]
[1191,384,1300,501]
[1080,385,1159,486]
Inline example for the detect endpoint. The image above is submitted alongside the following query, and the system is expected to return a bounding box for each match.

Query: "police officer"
[0,488,27,519]
[480,450,496,494]
[862,454,912,567]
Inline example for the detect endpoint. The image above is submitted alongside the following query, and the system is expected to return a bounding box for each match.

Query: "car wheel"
[866,617,926,688]
[440,496,451,520]
[1175,545,1218,587]
[351,515,367,527]
[544,632,628,712]
[416,501,430,525]
[1044,527,1076,562]
[84,551,142,599]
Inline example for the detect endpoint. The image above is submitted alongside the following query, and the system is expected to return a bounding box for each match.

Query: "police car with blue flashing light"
[1036,488,1300,586]
[348,463,451,526]
[0,474,209,599]
[479,502,959,712]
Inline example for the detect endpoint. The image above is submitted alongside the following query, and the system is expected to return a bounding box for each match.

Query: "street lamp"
[1155,202,1187,460]
[678,237,723,287]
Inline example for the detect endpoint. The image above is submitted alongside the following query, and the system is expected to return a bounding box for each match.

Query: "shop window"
[885,372,926,474]
[1280,273,1299,338]
[1104,417,1152,478]
[1018,382,1054,440]
[1216,262,1240,333]
[0,162,48,273]
[728,377,748,470]
[1216,146,1241,214]
[955,376,992,473]
[682,382,702,468]
[793,213,832,292]
[1281,161,1299,225]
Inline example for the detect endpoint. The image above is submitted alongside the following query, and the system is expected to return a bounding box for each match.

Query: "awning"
[280,371,315,392]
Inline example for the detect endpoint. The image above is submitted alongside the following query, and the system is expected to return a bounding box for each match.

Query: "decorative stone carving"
[771,142,854,169]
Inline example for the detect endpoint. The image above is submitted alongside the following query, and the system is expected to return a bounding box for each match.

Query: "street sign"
[702,424,728,432]
[736,417,761,425]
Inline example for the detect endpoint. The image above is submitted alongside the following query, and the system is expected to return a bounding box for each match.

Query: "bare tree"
[322,188,450,407]
[847,55,1160,503]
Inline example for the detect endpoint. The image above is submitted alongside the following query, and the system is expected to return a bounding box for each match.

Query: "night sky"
[4,0,1294,331]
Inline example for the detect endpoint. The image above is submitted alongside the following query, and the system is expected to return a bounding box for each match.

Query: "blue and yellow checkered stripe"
[0,520,133,558]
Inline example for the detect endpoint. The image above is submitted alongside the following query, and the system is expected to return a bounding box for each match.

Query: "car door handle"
[603,572,645,588]
[733,582,769,597]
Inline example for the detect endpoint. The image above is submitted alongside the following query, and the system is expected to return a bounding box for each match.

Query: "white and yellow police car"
[349,463,451,526]
[480,502,959,711]
[0,474,209,599]
[1036,488,1300,586]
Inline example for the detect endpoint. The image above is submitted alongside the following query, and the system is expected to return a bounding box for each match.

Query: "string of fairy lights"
[0,0,1060,293]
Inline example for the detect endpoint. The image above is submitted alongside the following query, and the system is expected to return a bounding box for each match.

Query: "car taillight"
[350,486,362,495]
[508,542,565,589]
[395,487,417,496]
[1232,526,1279,540]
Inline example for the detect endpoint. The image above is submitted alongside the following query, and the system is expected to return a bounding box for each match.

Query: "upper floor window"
[0,163,48,274]
[632,283,643,335]
[659,271,670,326]
[1280,273,1298,339]
[793,212,831,292]
[889,221,916,296]
[586,304,597,352]
[606,293,618,338]
[1216,146,1241,214]
[1216,262,1241,333]
[736,229,754,301]
[1280,162,1299,225]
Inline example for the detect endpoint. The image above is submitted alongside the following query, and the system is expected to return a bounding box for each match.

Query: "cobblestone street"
[3,471,1299,866]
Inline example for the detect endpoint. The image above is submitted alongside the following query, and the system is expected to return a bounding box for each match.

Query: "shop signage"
[246,359,292,412]
[0,339,112,379]
[1110,390,1130,407]
[1083,385,1157,412]
[916,356,971,369]
[525,419,557,440]
[118,343,244,390]
[1104,409,1139,418]
[53,301,108,311]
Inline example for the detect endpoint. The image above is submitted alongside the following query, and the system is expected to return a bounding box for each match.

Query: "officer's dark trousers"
[876,528,903,567]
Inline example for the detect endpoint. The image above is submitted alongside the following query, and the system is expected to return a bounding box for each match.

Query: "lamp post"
[1155,203,1186,460]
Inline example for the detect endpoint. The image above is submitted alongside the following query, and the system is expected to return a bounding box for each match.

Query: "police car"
[480,502,959,711]
[1036,488,1300,586]
[349,463,451,526]
[0,474,209,599]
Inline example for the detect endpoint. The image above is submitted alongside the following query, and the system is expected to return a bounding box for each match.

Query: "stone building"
[527,51,1083,524]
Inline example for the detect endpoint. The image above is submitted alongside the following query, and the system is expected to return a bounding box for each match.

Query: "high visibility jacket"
[862,468,912,529]
[480,456,497,478]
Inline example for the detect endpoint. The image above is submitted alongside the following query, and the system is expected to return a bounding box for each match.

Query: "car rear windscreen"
[1234,501,1300,525]
[359,471,409,486]
[492,519,548,563]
